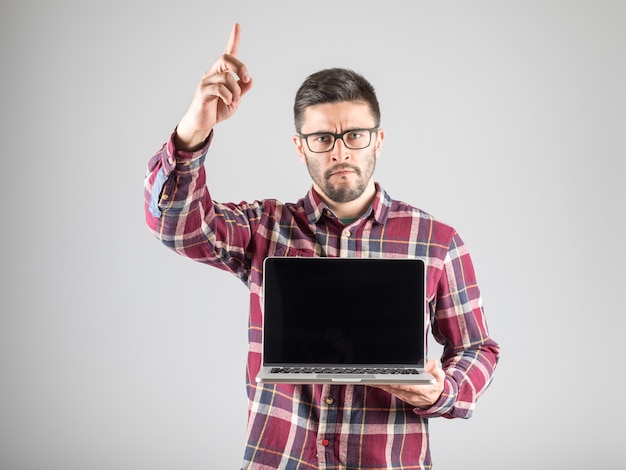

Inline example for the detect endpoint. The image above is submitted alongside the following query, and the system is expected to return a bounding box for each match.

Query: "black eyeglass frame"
[299,127,379,153]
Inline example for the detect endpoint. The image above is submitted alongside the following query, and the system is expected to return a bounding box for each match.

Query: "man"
[144,23,499,469]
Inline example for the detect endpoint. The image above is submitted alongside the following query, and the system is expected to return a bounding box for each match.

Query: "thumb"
[425,358,438,373]
[239,76,254,97]
[425,358,446,383]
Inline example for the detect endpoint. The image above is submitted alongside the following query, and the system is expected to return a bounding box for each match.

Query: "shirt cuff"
[147,129,213,218]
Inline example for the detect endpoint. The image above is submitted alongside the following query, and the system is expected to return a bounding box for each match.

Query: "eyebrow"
[304,127,373,135]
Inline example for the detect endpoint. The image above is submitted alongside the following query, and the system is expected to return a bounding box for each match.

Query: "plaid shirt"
[144,131,500,469]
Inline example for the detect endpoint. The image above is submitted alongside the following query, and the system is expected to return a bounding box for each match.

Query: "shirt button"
[325,397,334,405]
[343,230,351,237]
[322,438,330,447]
[167,157,174,165]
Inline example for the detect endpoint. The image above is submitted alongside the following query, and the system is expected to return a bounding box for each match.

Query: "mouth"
[327,165,359,179]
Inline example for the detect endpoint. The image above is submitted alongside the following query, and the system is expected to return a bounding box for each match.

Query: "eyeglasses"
[299,127,379,153]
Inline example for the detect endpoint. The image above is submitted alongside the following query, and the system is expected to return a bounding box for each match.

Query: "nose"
[331,138,351,161]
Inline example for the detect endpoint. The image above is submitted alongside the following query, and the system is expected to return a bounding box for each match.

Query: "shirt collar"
[304,182,391,226]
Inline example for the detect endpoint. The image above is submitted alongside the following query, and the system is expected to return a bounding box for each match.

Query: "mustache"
[324,164,361,179]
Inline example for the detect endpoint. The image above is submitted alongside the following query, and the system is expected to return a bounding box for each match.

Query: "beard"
[305,148,377,203]
[322,164,368,202]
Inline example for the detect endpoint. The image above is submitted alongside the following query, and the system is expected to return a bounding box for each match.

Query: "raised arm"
[144,23,259,277]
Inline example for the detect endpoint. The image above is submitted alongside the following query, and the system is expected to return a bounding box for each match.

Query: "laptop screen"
[262,257,426,366]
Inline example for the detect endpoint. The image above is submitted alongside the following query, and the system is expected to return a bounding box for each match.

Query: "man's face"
[293,101,384,204]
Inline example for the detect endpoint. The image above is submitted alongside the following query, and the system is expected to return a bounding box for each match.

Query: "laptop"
[255,257,436,385]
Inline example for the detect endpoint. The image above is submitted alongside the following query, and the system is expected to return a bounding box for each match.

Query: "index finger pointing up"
[224,22,241,57]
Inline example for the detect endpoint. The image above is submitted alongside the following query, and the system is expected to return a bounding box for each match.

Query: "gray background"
[1,0,624,468]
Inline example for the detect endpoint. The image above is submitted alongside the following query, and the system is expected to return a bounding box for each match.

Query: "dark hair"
[293,68,381,133]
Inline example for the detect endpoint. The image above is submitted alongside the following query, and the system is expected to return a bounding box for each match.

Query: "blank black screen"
[262,258,425,366]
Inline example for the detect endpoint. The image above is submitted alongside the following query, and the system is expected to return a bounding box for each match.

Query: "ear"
[293,134,307,164]
[374,128,385,158]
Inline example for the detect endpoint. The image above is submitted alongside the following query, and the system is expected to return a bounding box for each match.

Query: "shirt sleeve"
[414,231,500,419]
[143,130,263,281]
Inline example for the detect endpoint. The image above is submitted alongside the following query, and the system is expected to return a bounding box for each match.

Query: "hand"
[175,22,253,150]
[375,359,446,408]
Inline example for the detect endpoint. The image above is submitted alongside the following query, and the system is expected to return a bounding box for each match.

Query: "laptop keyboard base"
[270,367,421,375]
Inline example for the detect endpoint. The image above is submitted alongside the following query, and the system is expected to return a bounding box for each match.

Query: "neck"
[314,181,377,219]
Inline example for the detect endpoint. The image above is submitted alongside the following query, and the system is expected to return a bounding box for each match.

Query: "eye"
[314,134,332,144]
[346,131,364,141]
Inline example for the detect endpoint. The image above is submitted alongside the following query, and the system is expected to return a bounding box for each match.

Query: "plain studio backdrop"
[1,1,624,468]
